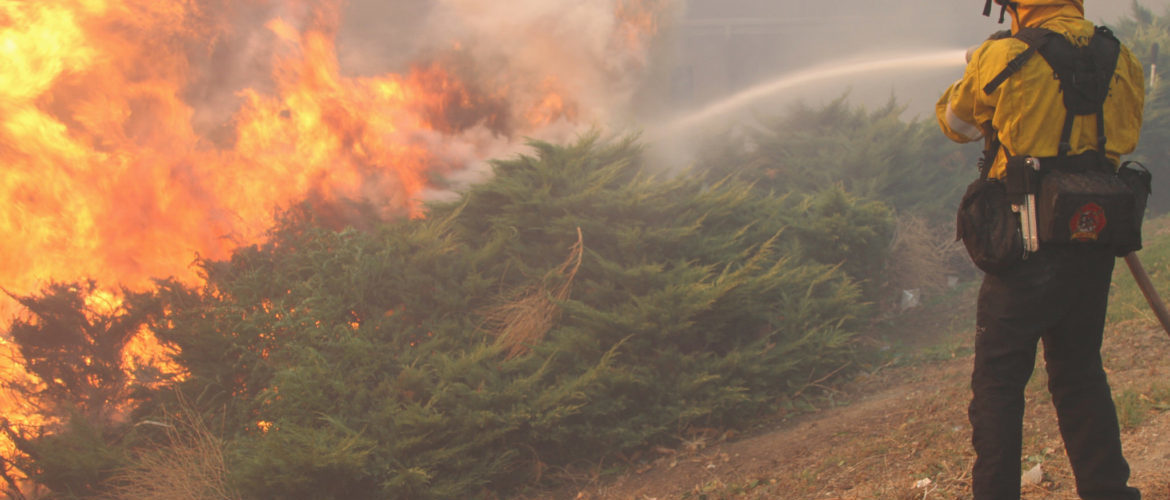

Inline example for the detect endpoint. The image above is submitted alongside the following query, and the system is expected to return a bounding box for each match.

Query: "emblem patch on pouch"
[1070,202,1107,241]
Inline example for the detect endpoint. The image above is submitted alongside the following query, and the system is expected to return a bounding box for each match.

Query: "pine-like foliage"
[117,134,890,499]
[689,97,989,298]
[1,281,161,498]
[696,97,978,225]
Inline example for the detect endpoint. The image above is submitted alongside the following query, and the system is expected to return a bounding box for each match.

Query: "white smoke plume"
[191,0,680,200]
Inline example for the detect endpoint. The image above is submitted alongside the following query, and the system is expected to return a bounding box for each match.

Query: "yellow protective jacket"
[936,0,1145,179]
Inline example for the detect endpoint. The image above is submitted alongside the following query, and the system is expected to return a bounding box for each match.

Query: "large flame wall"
[0,0,670,308]
[0,0,673,478]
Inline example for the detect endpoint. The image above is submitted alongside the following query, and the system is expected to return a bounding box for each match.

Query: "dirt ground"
[532,286,1170,500]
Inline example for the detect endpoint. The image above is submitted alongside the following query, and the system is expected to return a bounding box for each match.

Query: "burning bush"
[0,281,166,498]
[0,134,879,499]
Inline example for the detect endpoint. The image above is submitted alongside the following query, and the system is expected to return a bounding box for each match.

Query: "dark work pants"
[970,245,1140,500]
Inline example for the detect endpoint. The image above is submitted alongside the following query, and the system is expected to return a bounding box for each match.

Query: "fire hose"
[1123,252,1170,338]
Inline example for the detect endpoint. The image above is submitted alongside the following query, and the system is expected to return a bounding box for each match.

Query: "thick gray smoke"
[178,0,680,206]
[337,0,680,200]
[337,0,678,131]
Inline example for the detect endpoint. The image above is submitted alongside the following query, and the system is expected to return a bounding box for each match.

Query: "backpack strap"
[1091,27,1121,159]
[978,29,1051,175]
[1037,26,1121,158]
[981,26,1122,161]
[978,121,999,179]
[983,27,1052,96]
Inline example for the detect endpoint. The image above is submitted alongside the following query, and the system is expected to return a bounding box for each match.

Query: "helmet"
[983,0,1019,23]
[982,0,1083,24]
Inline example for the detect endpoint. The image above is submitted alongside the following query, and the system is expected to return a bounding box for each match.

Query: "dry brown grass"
[103,397,239,500]
[484,228,584,359]
[886,214,970,297]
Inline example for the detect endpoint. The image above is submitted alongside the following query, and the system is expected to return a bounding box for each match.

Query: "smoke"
[342,0,678,128]
[98,0,678,225]
[0,0,682,315]
[332,0,682,202]
[184,0,680,203]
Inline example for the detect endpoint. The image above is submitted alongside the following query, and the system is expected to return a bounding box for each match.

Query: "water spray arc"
[652,49,968,138]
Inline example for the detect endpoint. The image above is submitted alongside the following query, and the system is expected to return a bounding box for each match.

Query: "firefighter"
[937,0,1145,498]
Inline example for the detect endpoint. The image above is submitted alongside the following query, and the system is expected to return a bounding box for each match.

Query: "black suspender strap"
[1057,111,1108,159]
[1058,113,1075,157]
[983,28,1051,96]
[978,121,1000,179]
[983,46,1037,95]
[1097,113,1108,152]
[983,26,1120,160]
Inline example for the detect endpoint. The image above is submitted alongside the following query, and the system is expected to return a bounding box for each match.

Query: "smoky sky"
[662,0,1167,121]
[662,1,983,120]
[329,0,1168,130]
[337,0,434,75]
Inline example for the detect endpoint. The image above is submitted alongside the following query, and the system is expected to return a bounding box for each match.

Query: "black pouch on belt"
[1116,161,1153,254]
[1035,154,1145,256]
[956,175,1024,275]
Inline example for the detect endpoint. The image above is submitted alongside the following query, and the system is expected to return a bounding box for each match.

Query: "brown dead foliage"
[484,227,584,359]
[103,396,239,500]
[885,214,969,297]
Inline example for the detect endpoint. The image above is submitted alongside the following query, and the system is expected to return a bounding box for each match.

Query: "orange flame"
[1,1,514,311]
[1,0,669,487]
[615,0,670,55]
[1,0,672,307]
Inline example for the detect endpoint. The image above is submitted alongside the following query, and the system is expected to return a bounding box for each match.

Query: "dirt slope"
[539,290,1170,500]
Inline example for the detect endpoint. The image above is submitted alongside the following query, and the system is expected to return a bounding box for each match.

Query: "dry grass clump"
[886,214,969,298]
[484,228,584,359]
[104,398,239,500]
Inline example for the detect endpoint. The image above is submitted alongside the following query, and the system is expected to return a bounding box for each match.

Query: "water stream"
[651,49,968,138]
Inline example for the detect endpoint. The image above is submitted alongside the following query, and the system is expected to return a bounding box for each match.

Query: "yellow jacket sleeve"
[936,41,997,145]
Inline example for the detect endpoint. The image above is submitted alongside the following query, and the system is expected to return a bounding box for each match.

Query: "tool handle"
[1124,252,1170,338]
